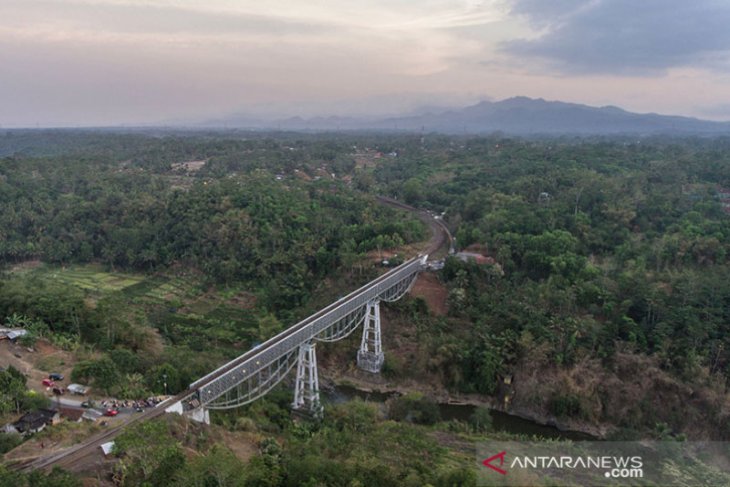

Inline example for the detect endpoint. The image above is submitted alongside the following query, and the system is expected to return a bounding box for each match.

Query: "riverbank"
[320,367,602,440]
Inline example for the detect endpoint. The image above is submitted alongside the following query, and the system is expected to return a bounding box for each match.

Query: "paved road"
[50,396,156,417]
[16,195,446,473]
[15,395,183,473]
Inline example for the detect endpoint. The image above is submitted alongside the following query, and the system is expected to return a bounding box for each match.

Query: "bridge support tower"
[357,300,384,373]
[165,399,210,425]
[292,342,323,417]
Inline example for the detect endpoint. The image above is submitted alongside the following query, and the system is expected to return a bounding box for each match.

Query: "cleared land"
[16,264,145,294]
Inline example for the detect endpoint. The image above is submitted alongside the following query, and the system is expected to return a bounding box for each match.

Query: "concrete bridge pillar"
[357,300,384,373]
[165,400,210,425]
[292,342,322,417]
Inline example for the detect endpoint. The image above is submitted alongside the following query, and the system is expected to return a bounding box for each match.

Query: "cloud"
[0,0,507,126]
[12,0,503,33]
[503,0,730,75]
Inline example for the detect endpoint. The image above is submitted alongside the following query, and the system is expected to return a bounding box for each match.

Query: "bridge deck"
[22,252,431,472]
[191,255,427,404]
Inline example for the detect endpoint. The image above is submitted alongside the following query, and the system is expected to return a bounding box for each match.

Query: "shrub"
[548,393,586,419]
[388,393,441,425]
[469,406,493,433]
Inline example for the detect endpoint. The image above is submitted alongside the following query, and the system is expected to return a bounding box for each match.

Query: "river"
[323,385,594,440]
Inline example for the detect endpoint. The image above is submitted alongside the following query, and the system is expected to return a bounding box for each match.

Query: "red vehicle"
[104,409,119,417]
[42,378,55,387]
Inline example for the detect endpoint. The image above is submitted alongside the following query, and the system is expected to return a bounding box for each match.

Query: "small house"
[100,441,115,456]
[39,408,61,425]
[7,408,59,435]
[455,251,495,265]
[6,329,28,341]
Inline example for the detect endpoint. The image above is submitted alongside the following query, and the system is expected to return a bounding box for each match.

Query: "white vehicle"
[67,383,90,395]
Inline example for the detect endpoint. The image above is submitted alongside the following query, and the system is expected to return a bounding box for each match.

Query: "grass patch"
[27,264,146,293]
[35,355,67,372]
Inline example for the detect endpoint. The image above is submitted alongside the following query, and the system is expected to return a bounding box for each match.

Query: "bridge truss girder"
[195,256,427,411]
[206,350,299,410]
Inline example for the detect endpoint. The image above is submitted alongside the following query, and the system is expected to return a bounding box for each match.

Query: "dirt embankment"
[319,304,730,440]
[508,349,730,440]
[0,339,77,395]
[410,273,448,316]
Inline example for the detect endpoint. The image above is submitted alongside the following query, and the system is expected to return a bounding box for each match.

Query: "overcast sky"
[2,0,730,127]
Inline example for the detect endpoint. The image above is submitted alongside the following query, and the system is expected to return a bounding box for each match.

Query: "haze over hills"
[201,97,730,135]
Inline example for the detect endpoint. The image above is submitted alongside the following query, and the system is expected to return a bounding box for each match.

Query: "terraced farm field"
[23,264,145,293]
[11,263,259,352]
[122,276,200,306]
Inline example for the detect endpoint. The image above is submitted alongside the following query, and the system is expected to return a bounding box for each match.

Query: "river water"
[323,385,594,441]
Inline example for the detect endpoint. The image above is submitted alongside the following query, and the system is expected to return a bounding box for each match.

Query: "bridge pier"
[292,342,323,417]
[357,300,384,373]
[165,400,210,425]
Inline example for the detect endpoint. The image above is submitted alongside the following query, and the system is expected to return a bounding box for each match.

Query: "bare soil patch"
[410,273,448,316]
[0,339,77,395]
[213,429,259,462]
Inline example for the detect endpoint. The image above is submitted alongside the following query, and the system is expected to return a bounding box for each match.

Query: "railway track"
[17,261,426,473]
[14,390,194,473]
[14,196,450,474]
[375,195,454,255]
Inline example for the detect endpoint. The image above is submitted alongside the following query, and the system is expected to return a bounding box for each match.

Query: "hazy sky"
[2,0,730,127]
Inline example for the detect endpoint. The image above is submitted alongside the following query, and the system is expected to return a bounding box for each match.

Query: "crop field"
[10,262,259,351]
[122,276,200,306]
[22,264,145,293]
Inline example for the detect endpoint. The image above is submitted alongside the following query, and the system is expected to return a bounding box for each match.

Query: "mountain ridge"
[201,97,730,135]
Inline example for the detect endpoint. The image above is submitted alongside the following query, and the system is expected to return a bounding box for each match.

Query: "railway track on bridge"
[15,197,452,474]
[15,259,427,473]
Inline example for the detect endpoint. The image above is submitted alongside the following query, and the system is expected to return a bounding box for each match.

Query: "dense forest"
[2,130,730,485]
[373,135,730,438]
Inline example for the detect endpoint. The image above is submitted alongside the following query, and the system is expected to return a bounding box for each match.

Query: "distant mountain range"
[201,97,730,135]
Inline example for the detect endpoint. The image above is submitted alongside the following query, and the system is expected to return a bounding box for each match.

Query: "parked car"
[104,409,119,417]
[42,378,55,387]
[52,387,65,395]
[67,383,90,395]
[48,373,64,381]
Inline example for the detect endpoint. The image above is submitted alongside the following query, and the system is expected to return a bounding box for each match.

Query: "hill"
[207,97,730,135]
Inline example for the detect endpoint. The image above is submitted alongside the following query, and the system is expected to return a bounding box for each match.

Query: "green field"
[22,264,146,293]
[14,264,201,303]
[11,262,257,350]
[123,276,199,305]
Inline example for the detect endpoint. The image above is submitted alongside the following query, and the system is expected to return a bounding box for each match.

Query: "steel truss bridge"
[173,254,429,418]
[20,254,429,473]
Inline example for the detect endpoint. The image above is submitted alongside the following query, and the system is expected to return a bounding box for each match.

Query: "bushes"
[548,393,587,419]
[0,433,22,455]
[388,393,441,425]
[469,406,493,433]
[71,357,121,394]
